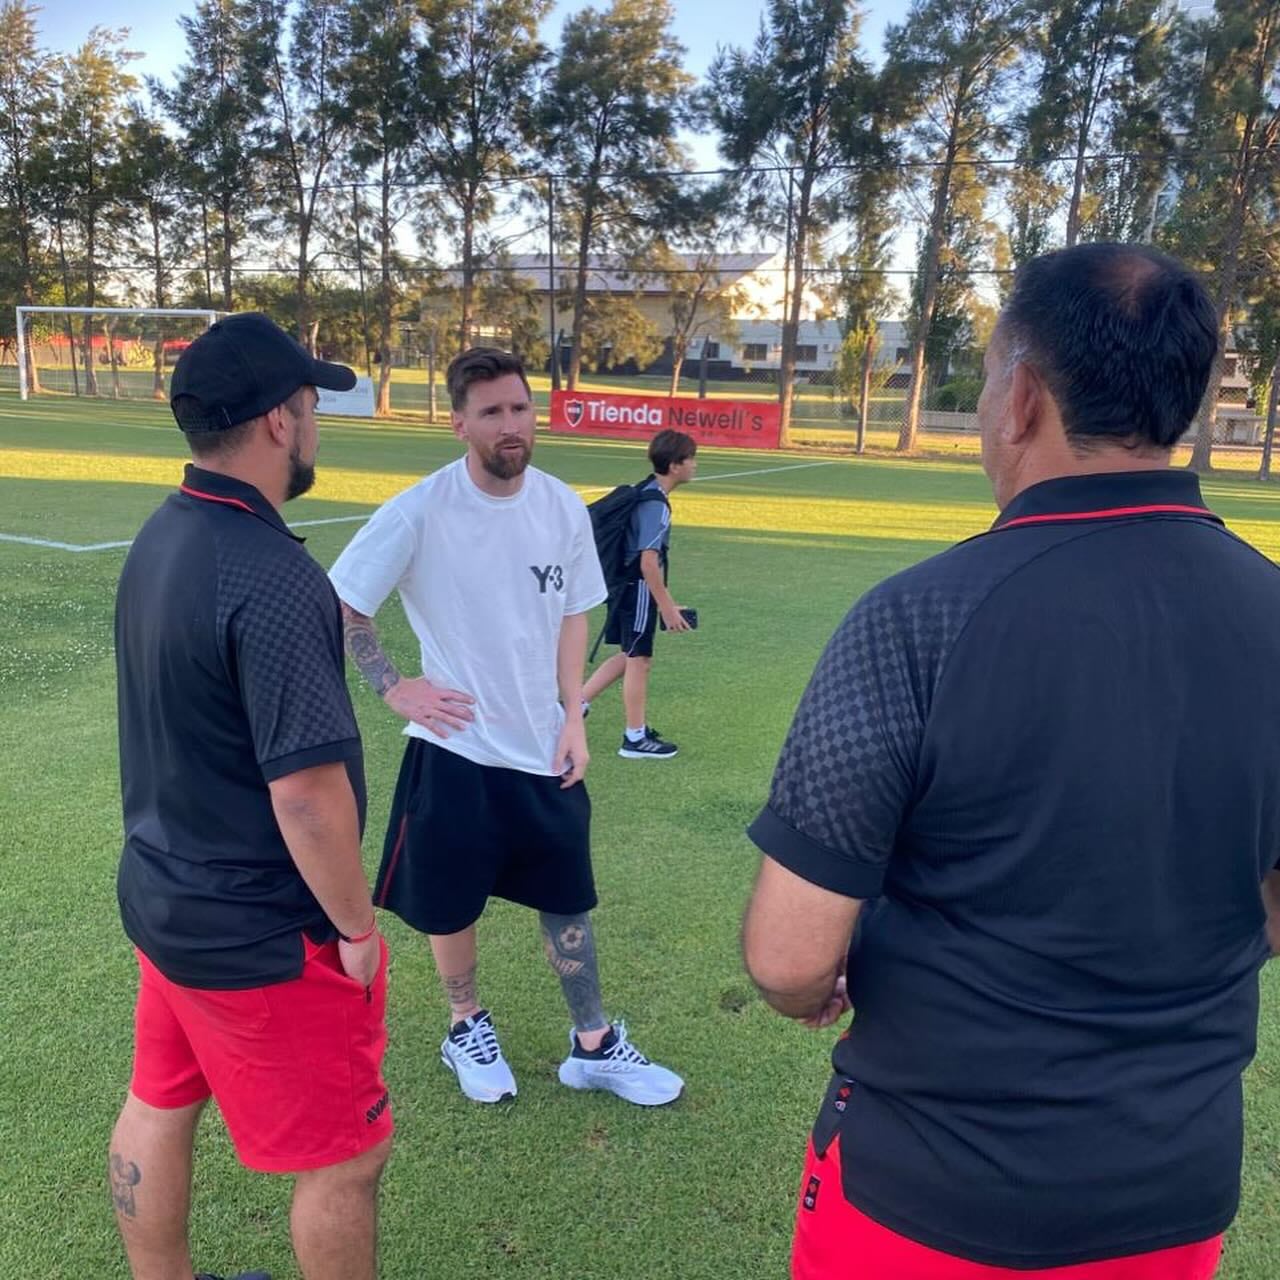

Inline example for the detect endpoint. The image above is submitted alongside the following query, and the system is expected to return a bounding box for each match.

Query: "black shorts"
[374,739,597,935]
[604,580,659,658]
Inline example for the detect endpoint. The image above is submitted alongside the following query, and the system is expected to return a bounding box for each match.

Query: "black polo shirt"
[749,469,1280,1268]
[115,464,366,990]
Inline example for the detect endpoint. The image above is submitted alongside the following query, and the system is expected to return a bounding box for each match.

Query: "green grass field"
[2,393,1279,1279]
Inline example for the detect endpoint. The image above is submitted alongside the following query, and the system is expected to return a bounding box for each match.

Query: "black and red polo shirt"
[115,464,366,990]
[750,468,1280,1268]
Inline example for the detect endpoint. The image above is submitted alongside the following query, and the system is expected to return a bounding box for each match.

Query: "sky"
[31,0,900,101]
[31,0,909,271]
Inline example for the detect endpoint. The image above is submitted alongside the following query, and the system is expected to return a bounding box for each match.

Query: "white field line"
[0,513,372,554]
[693,459,837,483]
[0,459,839,554]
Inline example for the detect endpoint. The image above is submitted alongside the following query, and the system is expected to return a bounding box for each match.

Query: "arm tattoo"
[441,964,478,1021]
[341,602,401,698]
[539,911,606,1032]
[109,1153,141,1219]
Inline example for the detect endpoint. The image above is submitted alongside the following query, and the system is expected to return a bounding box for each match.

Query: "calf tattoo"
[540,911,607,1032]
[341,603,401,697]
[109,1153,141,1219]
[442,964,478,1020]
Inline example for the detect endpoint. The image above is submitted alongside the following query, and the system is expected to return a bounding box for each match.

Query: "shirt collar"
[179,464,305,543]
[992,469,1223,532]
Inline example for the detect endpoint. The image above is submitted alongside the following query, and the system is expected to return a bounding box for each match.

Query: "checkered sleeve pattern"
[217,543,361,780]
[752,573,977,899]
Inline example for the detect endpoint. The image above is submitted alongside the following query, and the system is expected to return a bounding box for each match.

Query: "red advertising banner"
[549,389,782,450]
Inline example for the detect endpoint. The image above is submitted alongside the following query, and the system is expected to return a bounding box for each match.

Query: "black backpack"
[588,475,669,600]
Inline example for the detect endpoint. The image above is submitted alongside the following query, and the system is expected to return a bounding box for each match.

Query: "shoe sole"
[440,1048,517,1103]
[557,1058,683,1106]
[617,747,678,759]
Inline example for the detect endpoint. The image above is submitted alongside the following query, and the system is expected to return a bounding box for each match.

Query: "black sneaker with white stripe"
[618,726,678,759]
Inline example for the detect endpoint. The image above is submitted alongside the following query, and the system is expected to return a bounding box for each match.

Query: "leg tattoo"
[539,911,606,1032]
[109,1152,142,1219]
[442,964,478,1022]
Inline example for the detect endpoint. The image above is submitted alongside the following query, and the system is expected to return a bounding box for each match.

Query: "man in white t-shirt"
[329,347,683,1107]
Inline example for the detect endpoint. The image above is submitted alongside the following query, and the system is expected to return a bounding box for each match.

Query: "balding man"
[745,244,1280,1279]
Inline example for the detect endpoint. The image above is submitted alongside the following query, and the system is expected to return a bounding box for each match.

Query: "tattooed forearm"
[341,602,401,698]
[539,911,606,1032]
[109,1152,141,1219]
[441,964,478,1020]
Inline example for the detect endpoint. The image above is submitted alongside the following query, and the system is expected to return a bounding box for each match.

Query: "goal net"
[11,307,221,402]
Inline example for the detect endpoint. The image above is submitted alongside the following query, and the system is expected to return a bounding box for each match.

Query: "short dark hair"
[176,385,310,459]
[649,429,697,474]
[998,243,1219,450]
[447,346,531,412]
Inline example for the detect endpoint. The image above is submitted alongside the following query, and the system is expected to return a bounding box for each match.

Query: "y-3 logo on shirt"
[530,564,565,593]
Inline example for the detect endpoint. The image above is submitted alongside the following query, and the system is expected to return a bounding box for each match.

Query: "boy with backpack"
[583,429,698,759]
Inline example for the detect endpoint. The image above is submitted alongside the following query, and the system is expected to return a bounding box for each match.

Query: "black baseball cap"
[170,312,357,432]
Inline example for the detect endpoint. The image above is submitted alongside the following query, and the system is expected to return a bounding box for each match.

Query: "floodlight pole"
[16,307,28,401]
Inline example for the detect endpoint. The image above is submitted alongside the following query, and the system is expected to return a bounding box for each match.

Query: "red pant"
[130,936,392,1173]
[792,1140,1223,1280]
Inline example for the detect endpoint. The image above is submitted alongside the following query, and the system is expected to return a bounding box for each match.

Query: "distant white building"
[477,252,922,382]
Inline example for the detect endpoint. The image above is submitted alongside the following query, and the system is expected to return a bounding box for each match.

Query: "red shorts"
[130,935,393,1173]
[792,1140,1223,1280]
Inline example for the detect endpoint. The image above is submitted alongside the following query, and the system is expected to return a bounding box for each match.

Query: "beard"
[480,437,532,480]
[286,441,316,501]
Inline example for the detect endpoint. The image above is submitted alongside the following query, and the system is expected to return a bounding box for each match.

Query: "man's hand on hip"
[385,675,475,736]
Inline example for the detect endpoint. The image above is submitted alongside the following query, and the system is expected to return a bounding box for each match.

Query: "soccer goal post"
[14,306,221,402]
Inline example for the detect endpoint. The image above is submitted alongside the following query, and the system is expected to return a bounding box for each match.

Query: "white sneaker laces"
[452,1014,500,1066]
[600,1021,651,1071]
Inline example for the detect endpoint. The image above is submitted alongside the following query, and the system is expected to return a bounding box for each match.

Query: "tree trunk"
[1188,219,1244,473]
[900,118,961,453]
[668,341,685,397]
[83,208,99,396]
[858,333,875,455]
[427,330,437,424]
[567,155,603,392]
[567,200,595,392]
[220,195,234,311]
[780,171,816,449]
[1189,114,1258,472]
[106,319,122,399]
[375,156,393,416]
[297,215,313,352]
[459,192,476,350]
[1065,139,1088,248]
[1260,356,1280,481]
[200,196,214,309]
[55,217,79,395]
[152,212,167,399]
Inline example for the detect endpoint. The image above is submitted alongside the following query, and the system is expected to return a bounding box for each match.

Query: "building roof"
[490,252,779,295]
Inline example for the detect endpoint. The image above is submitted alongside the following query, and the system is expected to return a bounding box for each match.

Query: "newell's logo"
[802,1174,821,1212]
[565,399,584,427]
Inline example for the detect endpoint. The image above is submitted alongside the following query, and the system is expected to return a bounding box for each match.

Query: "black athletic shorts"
[374,739,597,935]
[604,580,659,658]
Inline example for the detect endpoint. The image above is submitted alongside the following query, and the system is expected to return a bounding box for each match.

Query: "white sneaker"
[557,1021,683,1106]
[441,1010,517,1103]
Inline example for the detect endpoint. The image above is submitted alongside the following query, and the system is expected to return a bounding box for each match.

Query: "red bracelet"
[342,919,378,944]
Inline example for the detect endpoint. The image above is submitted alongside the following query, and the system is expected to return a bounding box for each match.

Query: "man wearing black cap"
[109,313,392,1280]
